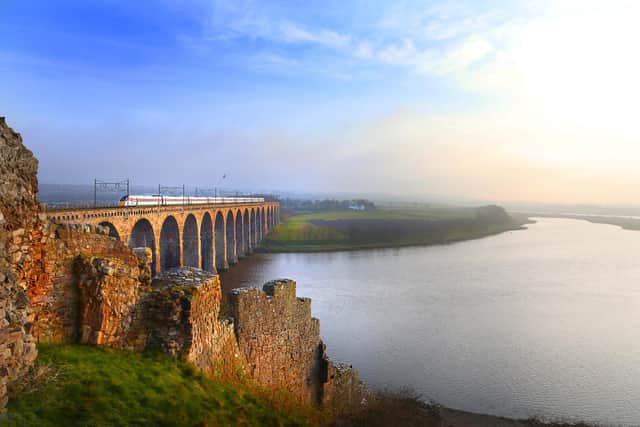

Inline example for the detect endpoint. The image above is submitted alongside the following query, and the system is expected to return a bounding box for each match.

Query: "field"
[3,345,310,427]
[261,206,528,252]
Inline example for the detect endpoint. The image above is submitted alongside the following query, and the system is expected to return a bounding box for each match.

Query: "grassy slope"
[3,345,310,427]
[262,208,527,253]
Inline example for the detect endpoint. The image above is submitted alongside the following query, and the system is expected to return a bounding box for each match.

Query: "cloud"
[377,39,417,66]
[279,21,351,49]
[191,0,510,78]
[248,52,300,71]
[353,41,373,59]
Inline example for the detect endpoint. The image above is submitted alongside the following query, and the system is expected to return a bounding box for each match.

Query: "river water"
[220,218,640,426]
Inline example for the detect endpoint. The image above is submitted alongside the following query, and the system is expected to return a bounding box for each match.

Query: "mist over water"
[221,218,640,425]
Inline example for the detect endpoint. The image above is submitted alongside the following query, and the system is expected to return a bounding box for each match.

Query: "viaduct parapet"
[45,201,281,275]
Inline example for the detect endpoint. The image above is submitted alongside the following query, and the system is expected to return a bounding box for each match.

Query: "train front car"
[118,195,163,207]
[118,195,265,207]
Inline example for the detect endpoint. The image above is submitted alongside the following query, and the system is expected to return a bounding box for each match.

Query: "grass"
[261,206,528,253]
[279,207,479,222]
[3,344,311,427]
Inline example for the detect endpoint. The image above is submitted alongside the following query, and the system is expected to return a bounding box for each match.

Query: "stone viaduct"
[45,201,280,275]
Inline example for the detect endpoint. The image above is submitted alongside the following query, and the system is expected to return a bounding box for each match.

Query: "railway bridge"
[46,201,280,275]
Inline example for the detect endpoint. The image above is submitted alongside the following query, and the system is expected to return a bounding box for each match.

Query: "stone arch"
[99,221,120,240]
[160,216,180,272]
[183,214,199,268]
[215,211,226,271]
[243,209,250,254]
[261,207,266,236]
[267,207,272,230]
[128,218,156,274]
[226,210,236,264]
[200,212,213,272]
[250,208,257,247]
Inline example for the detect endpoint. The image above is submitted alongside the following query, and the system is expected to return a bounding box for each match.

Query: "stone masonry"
[144,268,245,378]
[32,223,151,345]
[227,279,366,411]
[74,243,151,349]
[0,118,40,409]
[227,280,325,405]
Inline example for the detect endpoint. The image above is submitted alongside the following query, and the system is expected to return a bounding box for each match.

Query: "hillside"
[4,345,311,427]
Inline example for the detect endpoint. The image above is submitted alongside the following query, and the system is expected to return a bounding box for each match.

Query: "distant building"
[348,204,366,211]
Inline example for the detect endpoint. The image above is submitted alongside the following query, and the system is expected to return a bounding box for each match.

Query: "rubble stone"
[0,117,40,410]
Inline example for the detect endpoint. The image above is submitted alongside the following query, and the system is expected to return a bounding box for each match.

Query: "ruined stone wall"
[226,279,366,411]
[33,223,150,345]
[0,118,40,408]
[74,244,150,350]
[227,279,325,405]
[144,269,245,378]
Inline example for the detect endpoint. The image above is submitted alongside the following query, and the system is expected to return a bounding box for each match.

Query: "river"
[220,218,640,426]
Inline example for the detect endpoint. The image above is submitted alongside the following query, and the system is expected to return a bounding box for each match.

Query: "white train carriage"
[118,195,264,207]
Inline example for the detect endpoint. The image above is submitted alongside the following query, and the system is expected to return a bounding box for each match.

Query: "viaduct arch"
[160,216,180,272]
[129,218,156,273]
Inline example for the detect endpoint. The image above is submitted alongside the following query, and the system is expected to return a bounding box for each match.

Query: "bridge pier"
[154,235,161,276]
[215,212,228,271]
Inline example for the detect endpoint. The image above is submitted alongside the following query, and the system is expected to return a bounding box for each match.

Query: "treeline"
[280,198,376,215]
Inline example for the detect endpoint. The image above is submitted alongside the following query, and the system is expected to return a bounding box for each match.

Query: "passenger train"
[118,195,264,207]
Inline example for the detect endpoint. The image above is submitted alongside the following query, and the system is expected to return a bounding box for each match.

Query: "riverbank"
[260,206,531,253]
[341,389,593,427]
[524,212,640,231]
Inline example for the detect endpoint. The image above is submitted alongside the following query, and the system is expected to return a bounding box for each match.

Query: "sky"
[2,0,640,204]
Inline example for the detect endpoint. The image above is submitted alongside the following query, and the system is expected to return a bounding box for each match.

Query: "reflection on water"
[220,218,640,426]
